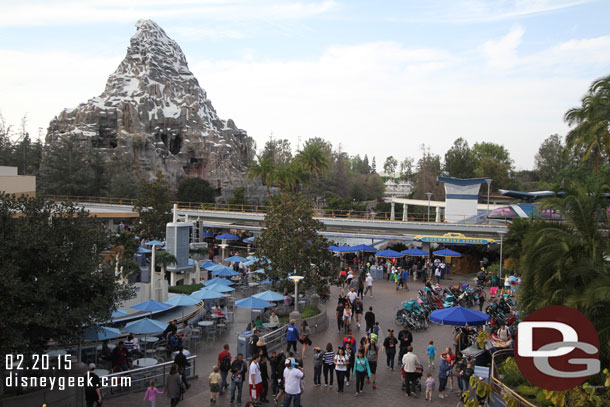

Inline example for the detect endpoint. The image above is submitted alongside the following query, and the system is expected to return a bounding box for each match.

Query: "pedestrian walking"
[299,321,312,358]
[334,347,348,393]
[353,297,364,329]
[438,353,452,399]
[249,354,263,405]
[425,373,436,401]
[365,337,378,389]
[313,347,323,386]
[285,320,299,353]
[427,340,436,370]
[209,366,221,403]
[352,350,371,396]
[164,364,183,407]
[364,273,373,297]
[364,306,375,333]
[336,300,345,333]
[218,344,232,395]
[342,304,352,334]
[402,346,421,398]
[435,267,441,284]
[322,343,335,387]
[397,325,413,365]
[230,354,247,405]
[382,329,397,370]
[143,380,163,407]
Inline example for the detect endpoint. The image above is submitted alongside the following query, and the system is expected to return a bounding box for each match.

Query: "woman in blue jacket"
[285,319,299,352]
[352,350,371,396]
[438,353,452,399]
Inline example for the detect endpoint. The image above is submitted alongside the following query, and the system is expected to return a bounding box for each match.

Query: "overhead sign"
[413,232,496,245]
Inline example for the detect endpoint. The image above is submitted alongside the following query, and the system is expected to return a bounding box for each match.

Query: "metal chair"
[191,328,202,346]
[206,325,217,342]
[216,322,227,335]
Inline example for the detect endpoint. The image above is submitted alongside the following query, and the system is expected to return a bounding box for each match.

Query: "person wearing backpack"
[230,353,247,405]
[365,337,379,389]
[217,344,232,395]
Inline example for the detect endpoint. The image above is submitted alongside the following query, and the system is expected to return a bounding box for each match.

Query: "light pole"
[425,192,433,222]
[288,275,305,313]
[497,230,507,278]
[485,179,492,222]
[150,244,157,301]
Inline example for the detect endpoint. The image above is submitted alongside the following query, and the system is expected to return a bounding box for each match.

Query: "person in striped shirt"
[322,343,335,387]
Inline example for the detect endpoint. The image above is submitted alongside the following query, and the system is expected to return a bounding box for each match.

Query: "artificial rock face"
[46,20,255,198]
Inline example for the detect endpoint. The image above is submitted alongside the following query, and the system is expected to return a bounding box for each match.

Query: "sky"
[1,0,610,170]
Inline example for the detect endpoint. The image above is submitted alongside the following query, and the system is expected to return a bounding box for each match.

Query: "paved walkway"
[106,273,480,407]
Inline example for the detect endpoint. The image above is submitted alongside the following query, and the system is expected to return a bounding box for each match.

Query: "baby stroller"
[401,363,423,393]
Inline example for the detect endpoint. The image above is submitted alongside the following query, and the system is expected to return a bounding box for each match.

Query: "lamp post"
[485,179,492,223]
[288,275,305,313]
[425,192,433,222]
[150,244,157,301]
[497,230,507,278]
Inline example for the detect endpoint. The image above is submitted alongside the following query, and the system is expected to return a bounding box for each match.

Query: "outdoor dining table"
[133,358,158,368]
[262,323,278,330]
[198,321,214,327]
[172,349,191,357]
[141,336,158,343]
[94,369,109,376]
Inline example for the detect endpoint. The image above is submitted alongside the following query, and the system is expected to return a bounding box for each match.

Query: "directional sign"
[413,232,496,245]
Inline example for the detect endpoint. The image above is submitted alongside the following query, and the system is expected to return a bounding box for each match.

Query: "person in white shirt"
[269,311,280,326]
[283,359,304,407]
[402,346,421,397]
[364,273,374,297]
[347,288,357,307]
[249,354,263,404]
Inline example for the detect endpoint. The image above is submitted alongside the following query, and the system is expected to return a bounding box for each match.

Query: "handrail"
[42,195,511,225]
[490,349,537,407]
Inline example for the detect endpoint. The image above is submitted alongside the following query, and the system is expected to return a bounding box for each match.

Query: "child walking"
[143,380,163,407]
[209,365,221,403]
[426,340,437,370]
[425,373,435,401]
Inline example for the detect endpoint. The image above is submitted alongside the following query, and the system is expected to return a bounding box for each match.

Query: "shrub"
[301,305,320,319]
[168,284,204,294]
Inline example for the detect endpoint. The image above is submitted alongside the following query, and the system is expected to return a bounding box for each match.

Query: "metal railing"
[100,355,198,399]
[490,349,536,407]
[43,195,510,225]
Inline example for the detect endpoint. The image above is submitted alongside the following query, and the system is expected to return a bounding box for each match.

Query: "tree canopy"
[134,173,172,239]
[0,194,132,355]
[253,193,338,293]
[176,177,216,203]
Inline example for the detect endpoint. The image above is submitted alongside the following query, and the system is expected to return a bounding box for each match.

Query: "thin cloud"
[0,0,339,27]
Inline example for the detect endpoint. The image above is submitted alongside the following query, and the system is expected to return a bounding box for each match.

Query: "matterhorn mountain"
[46,20,255,198]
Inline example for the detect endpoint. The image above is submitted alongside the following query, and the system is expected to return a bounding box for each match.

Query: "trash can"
[370,266,384,279]
[237,330,254,359]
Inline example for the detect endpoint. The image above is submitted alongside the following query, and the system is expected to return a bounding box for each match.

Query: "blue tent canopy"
[216,233,239,240]
[145,240,164,246]
[332,245,359,253]
[190,288,224,301]
[137,247,152,254]
[354,244,378,252]
[235,296,271,309]
[429,307,489,326]
[204,277,234,286]
[205,282,235,292]
[201,231,213,237]
[253,290,285,301]
[375,249,404,258]
[111,308,128,318]
[124,318,168,334]
[131,300,172,312]
[212,268,241,277]
[201,261,217,269]
[433,249,462,257]
[225,256,247,263]
[243,237,255,243]
[402,248,430,256]
[165,294,200,307]
[83,326,122,341]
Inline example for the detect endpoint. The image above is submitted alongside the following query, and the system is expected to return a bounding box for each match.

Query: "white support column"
[170,271,176,287]
[150,245,156,301]
[402,203,408,221]
[390,202,395,221]
[435,206,441,222]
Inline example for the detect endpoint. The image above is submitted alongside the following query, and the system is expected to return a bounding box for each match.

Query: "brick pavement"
[104,273,479,407]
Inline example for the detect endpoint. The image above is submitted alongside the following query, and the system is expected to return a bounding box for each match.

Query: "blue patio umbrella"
[205,282,235,292]
[204,277,234,286]
[165,294,200,307]
[145,240,164,246]
[201,231,213,237]
[225,255,247,263]
[328,245,338,251]
[253,268,265,274]
[429,307,489,326]
[137,247,152,254]
[243,260,255,266]
[235,296,271,309]
[111,308,128,318]
[253,290,285,301]
[354,244,378,252]
[243,237,255,243]
[208,264,231,272]
[332,245,359,253]
[201,261,217,269]
[212,268,241,277]
[375,249,404,258]
[83,326,123,341]
[402,248,430,256]
[216,233,239,240]
[124,318,168,334]
[190,288,224,301]
[131,300,172,312]
[433,249,462,257]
